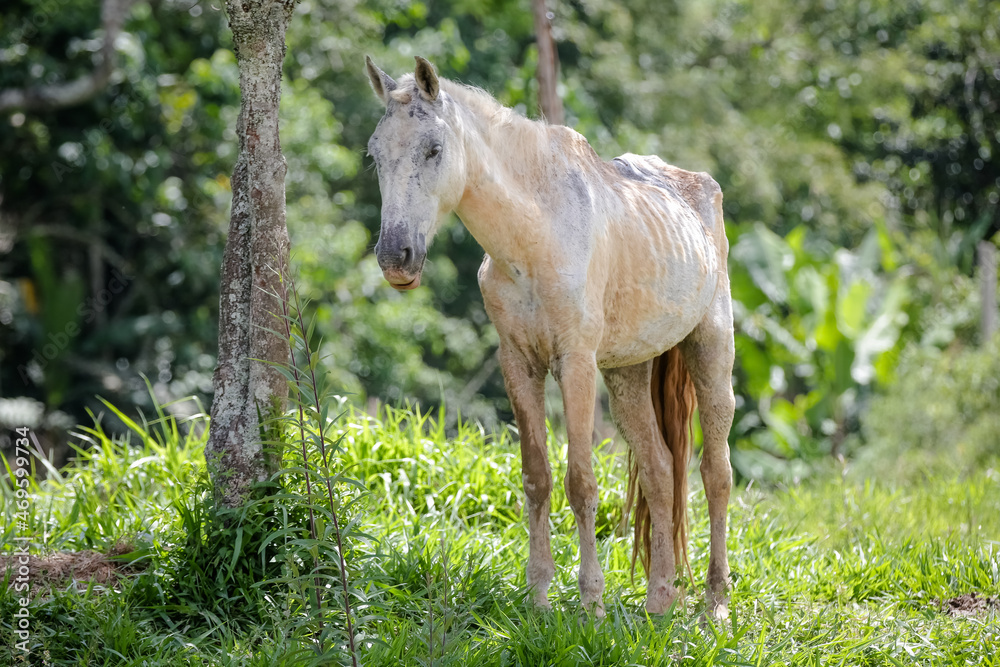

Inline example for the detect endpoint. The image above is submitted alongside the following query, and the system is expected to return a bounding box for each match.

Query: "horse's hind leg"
[554,350,605,615]
[602,361,680,613]
[680,291,735,619]
[499,343,555,609]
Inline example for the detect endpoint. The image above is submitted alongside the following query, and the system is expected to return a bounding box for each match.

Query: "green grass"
[2,402,998,666]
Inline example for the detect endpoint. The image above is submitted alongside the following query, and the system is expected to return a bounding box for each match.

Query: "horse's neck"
[454,110,564,263]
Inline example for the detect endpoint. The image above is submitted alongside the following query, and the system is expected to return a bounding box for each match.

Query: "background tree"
[532,0,562,124]
[1,0,238,464]
[0,0,133,112]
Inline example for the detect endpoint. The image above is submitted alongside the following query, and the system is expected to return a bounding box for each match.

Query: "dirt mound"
[937,592,1000,618]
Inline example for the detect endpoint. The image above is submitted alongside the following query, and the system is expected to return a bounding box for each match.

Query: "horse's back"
[592,153,727,368]
[610,153,724,244]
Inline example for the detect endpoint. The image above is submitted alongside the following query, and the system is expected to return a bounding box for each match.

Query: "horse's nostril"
[400,246,412,266]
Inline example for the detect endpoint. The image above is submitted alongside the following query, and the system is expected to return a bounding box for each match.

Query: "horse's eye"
[426,144,442,160]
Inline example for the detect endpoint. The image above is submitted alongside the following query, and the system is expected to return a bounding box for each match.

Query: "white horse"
[365,56,735,618]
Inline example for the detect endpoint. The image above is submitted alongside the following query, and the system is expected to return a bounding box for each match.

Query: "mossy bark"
[207,0,293,508]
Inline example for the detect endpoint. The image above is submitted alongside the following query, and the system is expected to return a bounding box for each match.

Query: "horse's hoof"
[645,584,681,614]
[531,593,553,611]
[581,599,606,618]
[707,584,730,621]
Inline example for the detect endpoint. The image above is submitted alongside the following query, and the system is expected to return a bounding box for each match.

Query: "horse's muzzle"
[375,238,425,291]
[382,267,422,290]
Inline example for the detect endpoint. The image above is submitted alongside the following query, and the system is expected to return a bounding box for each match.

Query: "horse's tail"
[624,345,697,581]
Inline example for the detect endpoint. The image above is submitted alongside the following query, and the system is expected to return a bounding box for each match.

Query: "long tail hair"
[623,346,697,580]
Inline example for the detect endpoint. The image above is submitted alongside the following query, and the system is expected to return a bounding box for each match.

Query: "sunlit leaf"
[731,223,794,304]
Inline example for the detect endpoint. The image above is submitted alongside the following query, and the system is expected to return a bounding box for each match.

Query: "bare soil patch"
[936,592,1000,618]
[2,543,136,590]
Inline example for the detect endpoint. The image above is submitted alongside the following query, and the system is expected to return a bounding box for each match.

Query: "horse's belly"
[596,265,718,369]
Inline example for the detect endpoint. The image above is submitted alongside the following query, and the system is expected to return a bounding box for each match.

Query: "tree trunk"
[207,0,293,508]
[531,0,564,125]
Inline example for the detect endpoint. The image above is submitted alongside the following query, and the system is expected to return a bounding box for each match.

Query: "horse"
[364,56,735,619]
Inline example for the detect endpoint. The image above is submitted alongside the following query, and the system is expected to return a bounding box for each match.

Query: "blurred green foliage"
[1,0,233,417]
[1,0,997,480]
[858,333,1000,481]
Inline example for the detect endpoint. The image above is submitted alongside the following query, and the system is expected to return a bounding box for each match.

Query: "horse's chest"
[478,256,593,367]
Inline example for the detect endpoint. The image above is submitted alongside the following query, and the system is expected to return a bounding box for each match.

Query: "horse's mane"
[440,80,520,127]
[390,74,550,162]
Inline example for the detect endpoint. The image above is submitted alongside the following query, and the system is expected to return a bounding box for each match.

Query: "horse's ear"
[365,55,396,106]
[414,56,440,102]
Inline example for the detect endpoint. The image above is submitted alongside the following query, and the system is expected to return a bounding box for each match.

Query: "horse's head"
[365,56,466,290]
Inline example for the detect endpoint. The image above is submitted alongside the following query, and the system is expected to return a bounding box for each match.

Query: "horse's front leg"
[499,343,554,609]
[554,349,605,616]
